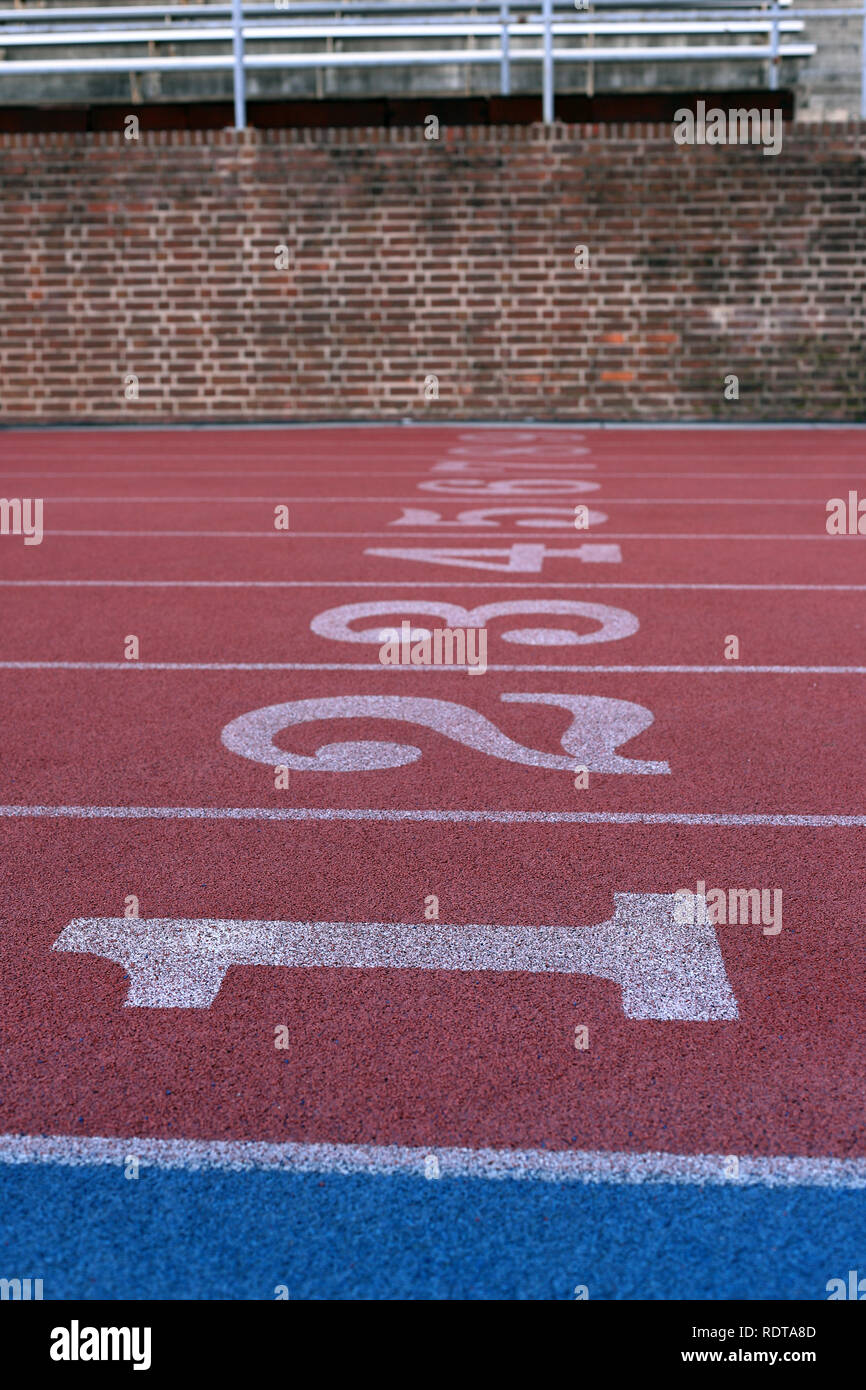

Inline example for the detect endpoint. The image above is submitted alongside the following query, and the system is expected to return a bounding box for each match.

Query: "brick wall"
[0,122,863,422]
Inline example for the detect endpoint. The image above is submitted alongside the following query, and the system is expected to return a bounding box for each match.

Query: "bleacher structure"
[0,0,863,122]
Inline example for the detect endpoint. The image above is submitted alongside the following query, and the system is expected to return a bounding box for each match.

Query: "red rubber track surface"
[1,426,864,1169]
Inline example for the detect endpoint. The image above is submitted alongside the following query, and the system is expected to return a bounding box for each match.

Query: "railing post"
[768,0,781,90]
[500,0,510,96]
[231,0,246,128]
[542,0,554,123]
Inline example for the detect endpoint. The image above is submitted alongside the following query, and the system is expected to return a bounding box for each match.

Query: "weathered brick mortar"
[0,122,863,421]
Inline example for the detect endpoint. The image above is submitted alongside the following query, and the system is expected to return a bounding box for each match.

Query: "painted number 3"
[309,598,639,648]
[220,599,667,777]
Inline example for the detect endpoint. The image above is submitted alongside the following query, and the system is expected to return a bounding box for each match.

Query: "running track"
[1,424,865,1301]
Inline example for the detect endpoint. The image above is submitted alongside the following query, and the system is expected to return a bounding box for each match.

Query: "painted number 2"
[221,693,669,776]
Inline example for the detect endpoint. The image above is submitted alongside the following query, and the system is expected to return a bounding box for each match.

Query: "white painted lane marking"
[366,543,622,570]
[36,530,866,541]
[1,1134,863,1186]
[220,693,669,775]
[2,805,864,827]
[4,470,863,479]
[8,496,835,504]
[2,582,864,591]
[1,663,864,674]
[51,894,738,1019]
[0,417,860,430]
[417,478,600,494]
[310,598,639,646]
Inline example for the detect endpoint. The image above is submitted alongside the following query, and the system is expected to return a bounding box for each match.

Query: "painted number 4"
[364,543,621,572]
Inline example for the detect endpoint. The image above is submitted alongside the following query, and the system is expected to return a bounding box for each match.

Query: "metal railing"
[0,0,861,126]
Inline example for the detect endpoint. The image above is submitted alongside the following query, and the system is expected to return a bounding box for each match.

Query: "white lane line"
[2,662,865,675]
[2,582,864,591]
[1,418,861,430]
[52,894,738,1019]
[1,805,864,828]
[1,470,863,480]
[15,496,833,504]
[42,530,866,541]
[1,1133,863,1187]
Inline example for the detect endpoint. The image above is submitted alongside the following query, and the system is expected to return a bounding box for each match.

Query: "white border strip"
[0,1133,863,1187]
[12,496,833,504]
[1,805,863,827]
[2,662,865,675]
[2,582,864,591]
[1,420,864,433]
[41,530,866,541]
[4,472,866,481]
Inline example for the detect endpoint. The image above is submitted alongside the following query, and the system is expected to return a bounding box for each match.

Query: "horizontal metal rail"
[0,1,859,127]
[0,1,800,18]
[0,42,816,72]
[0,20,809,41]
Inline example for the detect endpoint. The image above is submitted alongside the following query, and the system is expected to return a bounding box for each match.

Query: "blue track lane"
[1,1166,862,1300]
